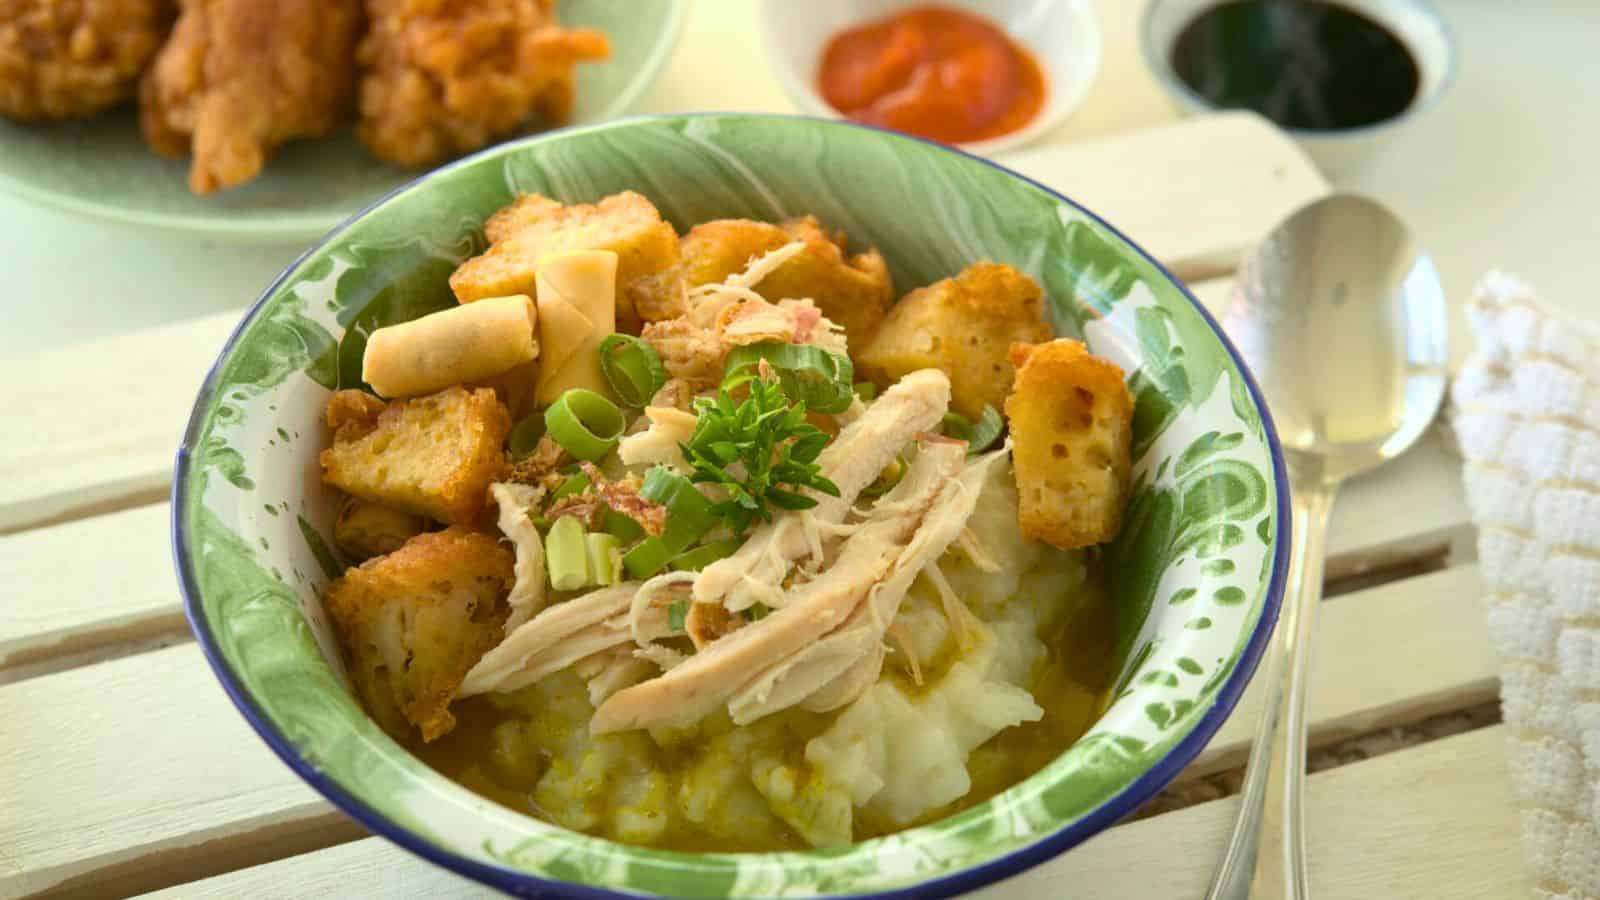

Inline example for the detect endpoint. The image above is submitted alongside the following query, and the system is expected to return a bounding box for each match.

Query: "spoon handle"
[1206,482,1335,900]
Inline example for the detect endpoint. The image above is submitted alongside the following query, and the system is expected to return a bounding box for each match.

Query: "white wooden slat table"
[0,0,1556,897]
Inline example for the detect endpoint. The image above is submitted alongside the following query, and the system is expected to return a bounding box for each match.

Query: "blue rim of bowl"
[1136,0,1457,141]
[173,111,1290,900]
[0,0,687,242]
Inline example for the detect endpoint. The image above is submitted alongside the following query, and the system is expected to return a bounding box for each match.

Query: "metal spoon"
[1205,194,1449,900]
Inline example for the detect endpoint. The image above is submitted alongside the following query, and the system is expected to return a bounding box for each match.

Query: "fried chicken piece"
[356,0,609,168]
[0,0,173,121]
[138,0,360,195]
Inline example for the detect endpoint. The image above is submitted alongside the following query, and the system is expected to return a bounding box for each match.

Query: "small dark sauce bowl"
[1140,0,1455,175]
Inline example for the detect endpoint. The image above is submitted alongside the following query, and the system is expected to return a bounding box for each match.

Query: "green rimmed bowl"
[0,0,685,242]
[174,112,1288,898]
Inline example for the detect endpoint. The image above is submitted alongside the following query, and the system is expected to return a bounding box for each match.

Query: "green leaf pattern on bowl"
[178,115,1279,897]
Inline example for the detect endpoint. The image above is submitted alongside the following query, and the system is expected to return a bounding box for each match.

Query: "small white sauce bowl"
[1140,0,1456,176]
[758,0,1103,156]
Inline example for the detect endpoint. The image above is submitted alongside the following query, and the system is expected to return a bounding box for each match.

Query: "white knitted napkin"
[1454,272,1600,899]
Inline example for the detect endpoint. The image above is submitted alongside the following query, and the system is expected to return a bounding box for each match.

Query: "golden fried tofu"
[324,527,513,741]
[0,0,173,122]
[450,191,682,333]
[679,216,894,344]
[334,495,427,563]
[1005,339,1133,549]
[139,0,361,195]
[858,262,1052,420]
[356,0,609,169]
[320,385,510,527]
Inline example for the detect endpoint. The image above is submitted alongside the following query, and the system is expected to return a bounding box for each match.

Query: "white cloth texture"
[1455,272,1600,899]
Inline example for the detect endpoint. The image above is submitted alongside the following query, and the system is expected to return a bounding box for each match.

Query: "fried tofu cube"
[333,495,428,562]
[679,216,894,344]
[320,386,509,526]
[449,191,683,332]
[324,527,513,741]
[857,262,1052,420]
[1005,339,1133,549]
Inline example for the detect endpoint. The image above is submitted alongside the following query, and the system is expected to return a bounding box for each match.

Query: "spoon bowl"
[1208,193,1447,899]
[1225,194,1449,479]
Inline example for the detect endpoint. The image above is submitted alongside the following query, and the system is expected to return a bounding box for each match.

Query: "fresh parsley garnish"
[679,373,840,534]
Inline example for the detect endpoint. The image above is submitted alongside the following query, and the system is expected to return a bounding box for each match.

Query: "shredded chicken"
[458,582,638,696]
[797,443,1014,708]
[490,482,547,632]
[642,242,849,388]
[590,439,965,734]
[617,405,698,470]
[954,527,1003,574]
[695,368,952,613]
[580,647,656,707]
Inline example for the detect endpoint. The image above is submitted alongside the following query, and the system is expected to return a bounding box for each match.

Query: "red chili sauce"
[818,5,1047,144]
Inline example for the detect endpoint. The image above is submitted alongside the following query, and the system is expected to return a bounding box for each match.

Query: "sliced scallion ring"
[941,412,974,443]
[507,413,546,460]
[598,334,667,407]
[544,388,625,461]
[967,405,1005,453]
[852,381,877,403]
[622,536,675,580]
[722,342,855,413]
[639,467,718,539]
[668,538,742,572]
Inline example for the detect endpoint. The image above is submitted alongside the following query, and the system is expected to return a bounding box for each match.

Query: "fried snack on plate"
[356,0,609,168]
[858,262,1051,420]
[0,0,173,121]
[679,216,894,344]
[324,527,513,741]
[333,495,427,563]
[450,191,678,333]
[362,293,539,399]
[1004,339,1133,549]
[138,0,360,195]
[320,385,510,527]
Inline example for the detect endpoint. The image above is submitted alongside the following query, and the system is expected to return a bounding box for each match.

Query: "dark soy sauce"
[1170,0,1421,131]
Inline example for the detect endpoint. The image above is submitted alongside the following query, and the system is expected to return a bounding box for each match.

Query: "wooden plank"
[0,644,360,900]
[135,726,1524,900]
[0,313,238,536]
[1190,564,1497,778]
[0,113,1325,538]
[1,561,1498,897]
[0,504,184,672]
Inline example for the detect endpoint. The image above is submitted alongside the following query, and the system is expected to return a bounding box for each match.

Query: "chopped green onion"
[941,412,974,442]
[666,598,689,633]
[585,533,622,586]
[861,451,909,497]
[744,603,772,622]
[640,467,718,539]
[669,538,743,572]
[546,515,589,591]
[852,381,877,403]
[548,471,591,503]
[598,334,667,407]
[622,536,675,579]
[602,508,645,543]
[967,405,1004,453]
[544,389,625,461]
[508,413,546,460]
[723,342,855,413]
